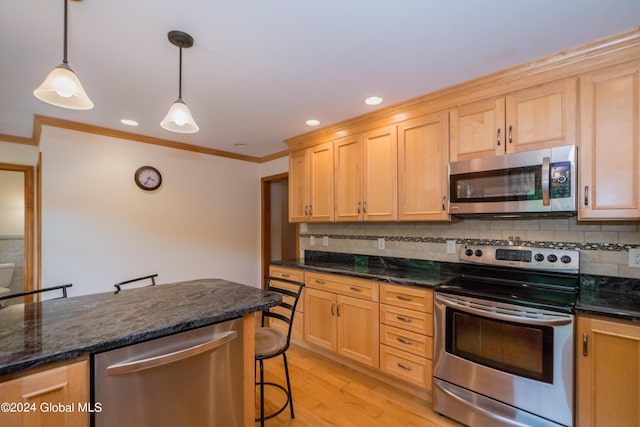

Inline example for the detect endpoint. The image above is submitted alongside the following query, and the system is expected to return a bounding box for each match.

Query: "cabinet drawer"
[380,344,431,390]
[380,284,432,313]
[306,272,378,302]
[269,266,304,283]
[380,305,432,335]
[380,324,432,359]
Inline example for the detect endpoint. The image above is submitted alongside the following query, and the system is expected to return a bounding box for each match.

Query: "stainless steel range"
[433,244,579,427]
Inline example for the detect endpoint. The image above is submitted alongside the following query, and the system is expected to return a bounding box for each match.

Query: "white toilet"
[0,263,15,297]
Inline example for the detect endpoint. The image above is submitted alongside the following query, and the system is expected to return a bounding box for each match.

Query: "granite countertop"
[276,251,640,323]
[0,279,281,376]
[272,250,459,288]
[577,275,640,322]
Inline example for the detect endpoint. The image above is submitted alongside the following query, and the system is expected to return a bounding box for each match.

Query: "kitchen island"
[0,278,281,426]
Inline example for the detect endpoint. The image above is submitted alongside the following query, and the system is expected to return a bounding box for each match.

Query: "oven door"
[433,293,574,427]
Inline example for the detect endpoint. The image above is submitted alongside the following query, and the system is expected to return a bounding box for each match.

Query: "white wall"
[0,140,39,165]
[0,171,24,235]
[40,126,262,296]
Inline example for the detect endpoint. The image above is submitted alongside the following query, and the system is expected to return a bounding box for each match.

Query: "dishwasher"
[93,318,244,427]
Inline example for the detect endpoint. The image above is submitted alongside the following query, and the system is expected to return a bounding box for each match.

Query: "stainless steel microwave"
[448,145,577,216]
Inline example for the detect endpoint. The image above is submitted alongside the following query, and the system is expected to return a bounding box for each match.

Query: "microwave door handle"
[542,156,551,206]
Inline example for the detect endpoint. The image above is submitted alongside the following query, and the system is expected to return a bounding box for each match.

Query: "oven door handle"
[436,294,572,326]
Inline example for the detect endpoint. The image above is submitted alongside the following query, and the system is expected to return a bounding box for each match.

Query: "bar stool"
[114,274,158,294]
[255,276,304,426]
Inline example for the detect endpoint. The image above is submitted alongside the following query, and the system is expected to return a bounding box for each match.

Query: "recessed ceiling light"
[120,119,139,126]
[364,96,383,106]
[305,119,320,126]
[234,143,248,148]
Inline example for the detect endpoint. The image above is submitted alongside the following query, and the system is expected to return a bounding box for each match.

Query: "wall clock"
[134,166,162,191]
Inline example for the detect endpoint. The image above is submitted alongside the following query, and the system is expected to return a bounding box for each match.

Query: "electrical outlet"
[446,240,456,254]
[310,236,315,246]
[378,238,385,250]
[300,223,308,233]
[629,248,640,268]
[323,236,329,246]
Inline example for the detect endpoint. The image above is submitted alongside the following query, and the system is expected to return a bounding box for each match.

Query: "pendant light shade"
[160,31,199,134]
[33,63,94,110]
[161,99,199,133]
[33,0,93,110]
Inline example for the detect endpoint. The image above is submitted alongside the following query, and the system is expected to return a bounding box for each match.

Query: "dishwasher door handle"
[107,330,238,376]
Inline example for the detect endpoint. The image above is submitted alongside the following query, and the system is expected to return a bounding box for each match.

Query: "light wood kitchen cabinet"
[379,284,433,390]
[288,142,334,222]
[268,266,305,339]
[576,315,640,427]
[397,112,450,221]
[0,358,89,427]
[334,125,397,222]
[450,78,577,161]
[304,272,379,368]
[579,61,640,220]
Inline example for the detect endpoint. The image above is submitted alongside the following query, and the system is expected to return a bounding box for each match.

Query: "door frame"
[260,172,298,289]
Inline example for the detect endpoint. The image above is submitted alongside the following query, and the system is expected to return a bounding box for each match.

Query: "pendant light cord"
[62,0,68,65]
[178,44,183,100]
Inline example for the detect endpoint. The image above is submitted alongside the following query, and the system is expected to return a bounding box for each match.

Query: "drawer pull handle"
[397,362,413,371]
[350,287,363,292]
[315,280,325,285]
[281,273,290,278]
[396,315,412,323]
[397,337,413,345]
[396,295,413,301]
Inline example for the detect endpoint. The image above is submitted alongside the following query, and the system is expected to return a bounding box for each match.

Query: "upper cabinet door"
[505,77,577,153]
[288,149,309,223]
[334,134,363,222]
[398,112,450,221]
[450,98,505,161]
[362,125,398,221]
[579,62,640,220]
[308,142,334,222]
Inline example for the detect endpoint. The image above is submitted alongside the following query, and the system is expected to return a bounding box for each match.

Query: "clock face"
[134,166,162,191]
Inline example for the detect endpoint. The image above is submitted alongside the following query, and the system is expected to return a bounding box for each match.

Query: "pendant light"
[160,31,199,134]
[33,0,93,110]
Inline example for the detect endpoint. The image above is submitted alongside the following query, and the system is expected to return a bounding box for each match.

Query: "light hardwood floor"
[255,344,463,426]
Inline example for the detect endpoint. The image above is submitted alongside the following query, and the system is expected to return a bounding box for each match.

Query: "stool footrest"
[255,381,291,421]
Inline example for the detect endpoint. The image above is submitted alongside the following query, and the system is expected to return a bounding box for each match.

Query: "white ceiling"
[2,1,639,159]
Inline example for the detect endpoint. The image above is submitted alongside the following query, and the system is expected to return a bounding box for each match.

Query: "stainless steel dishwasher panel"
[93,318,244,427]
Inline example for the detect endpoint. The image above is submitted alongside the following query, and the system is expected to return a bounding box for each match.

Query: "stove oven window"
[446,308,554,383]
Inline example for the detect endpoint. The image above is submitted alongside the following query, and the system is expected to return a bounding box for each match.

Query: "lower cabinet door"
[336,295,379,368]
[304,288,337,351]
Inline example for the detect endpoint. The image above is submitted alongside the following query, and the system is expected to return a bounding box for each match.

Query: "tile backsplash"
[299,217,640,279]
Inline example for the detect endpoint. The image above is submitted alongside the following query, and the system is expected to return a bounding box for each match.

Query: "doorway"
[261,173,297,289]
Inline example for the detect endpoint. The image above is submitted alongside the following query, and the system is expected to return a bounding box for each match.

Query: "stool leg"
[282,352,294,419]
[259,359,265,427]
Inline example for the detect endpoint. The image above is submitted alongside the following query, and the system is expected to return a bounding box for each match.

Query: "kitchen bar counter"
[272,250,459,288]
[0,278,281,376]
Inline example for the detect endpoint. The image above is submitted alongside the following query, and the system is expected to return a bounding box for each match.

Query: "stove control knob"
[464,249,473,256]
[475,249,483,257]
[561,255,572,264]
[547,254,558,263]
[534,253,544,262]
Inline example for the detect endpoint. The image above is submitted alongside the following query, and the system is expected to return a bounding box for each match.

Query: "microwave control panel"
[550,161,572,199]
